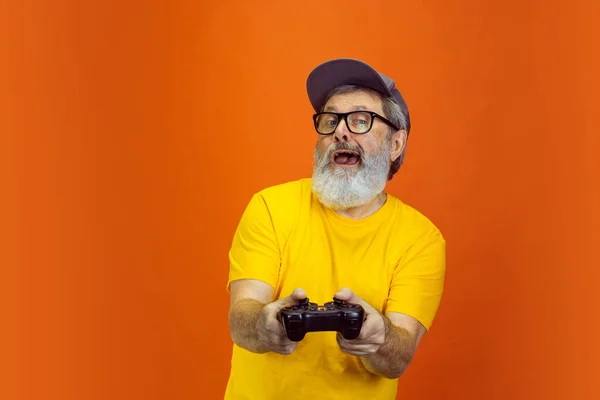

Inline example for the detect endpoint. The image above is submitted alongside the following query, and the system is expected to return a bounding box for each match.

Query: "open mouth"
[331,149,361,166]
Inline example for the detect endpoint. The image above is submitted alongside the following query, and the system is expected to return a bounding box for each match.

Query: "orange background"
[3,1,599,399]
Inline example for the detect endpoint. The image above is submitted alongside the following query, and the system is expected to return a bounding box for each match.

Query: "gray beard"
[311,140,391,210]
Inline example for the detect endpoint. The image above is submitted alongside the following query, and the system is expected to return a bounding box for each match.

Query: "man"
[224,58,446,399]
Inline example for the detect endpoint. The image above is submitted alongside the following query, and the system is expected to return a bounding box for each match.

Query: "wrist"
[230,299,270,353]
[360,315,411,379]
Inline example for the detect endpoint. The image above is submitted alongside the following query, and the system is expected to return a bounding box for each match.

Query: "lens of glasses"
[315,112,373,134]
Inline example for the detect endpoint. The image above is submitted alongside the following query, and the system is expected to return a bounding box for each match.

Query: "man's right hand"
[255,288,307,355]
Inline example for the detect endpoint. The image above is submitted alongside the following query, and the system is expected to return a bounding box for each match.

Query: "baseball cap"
[306,58,411,133]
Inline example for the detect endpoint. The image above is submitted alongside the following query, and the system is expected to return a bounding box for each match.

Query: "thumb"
[274,288,307,310]
[334,287,372,312]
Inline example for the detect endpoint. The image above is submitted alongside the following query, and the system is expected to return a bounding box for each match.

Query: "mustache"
[324,142,365,158]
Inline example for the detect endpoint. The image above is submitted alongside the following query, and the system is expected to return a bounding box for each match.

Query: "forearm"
[361,316,415,379]
[228,298,270,353]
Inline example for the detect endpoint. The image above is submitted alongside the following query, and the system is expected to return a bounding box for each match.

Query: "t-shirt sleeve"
[226,193,282,292]
[385,230,446,331]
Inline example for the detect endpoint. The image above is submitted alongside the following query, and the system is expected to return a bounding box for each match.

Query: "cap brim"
[306,58,393,113]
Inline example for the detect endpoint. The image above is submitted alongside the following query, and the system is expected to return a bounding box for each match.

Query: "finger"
[268,331,297,347]
[265,317,300,343]
[269,333,292,348]
[339,348,371,357]
[337,338,377,352]
[337,331,379,346]
[333,287,355,302]
[264,318,286,335]
[273,288,307,311]
[259,328,293,350]
[271,343,297,355]
[336,335,377,355]
[334,287,376,314]
[356,317,382,339]
[290,288,307,302]
[261,289,307,322]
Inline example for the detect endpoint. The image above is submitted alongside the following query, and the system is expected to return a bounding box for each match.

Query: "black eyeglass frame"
[312,111,400,135]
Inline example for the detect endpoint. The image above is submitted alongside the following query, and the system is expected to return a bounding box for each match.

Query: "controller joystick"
[280,297,365,342]
[332,297,353,308]
[298,298,309,306]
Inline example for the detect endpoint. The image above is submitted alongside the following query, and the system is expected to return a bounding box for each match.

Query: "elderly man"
[224,58,446,399]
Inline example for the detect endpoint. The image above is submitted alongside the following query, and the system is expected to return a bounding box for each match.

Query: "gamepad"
[280,297,365,342]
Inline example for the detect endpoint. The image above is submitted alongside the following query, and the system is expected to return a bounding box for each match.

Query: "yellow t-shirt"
[224,178,446,400]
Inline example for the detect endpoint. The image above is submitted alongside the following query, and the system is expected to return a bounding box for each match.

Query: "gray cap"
[306,58,411,133]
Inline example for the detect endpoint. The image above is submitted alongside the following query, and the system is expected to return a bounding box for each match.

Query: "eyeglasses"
[312,111,399,135]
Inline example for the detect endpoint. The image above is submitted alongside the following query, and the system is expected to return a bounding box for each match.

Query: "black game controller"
[280,297,365,342]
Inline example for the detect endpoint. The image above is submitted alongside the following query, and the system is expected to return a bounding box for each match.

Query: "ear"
[390,129,407,162]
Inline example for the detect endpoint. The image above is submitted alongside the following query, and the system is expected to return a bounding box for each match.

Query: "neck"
[333,191,388,220]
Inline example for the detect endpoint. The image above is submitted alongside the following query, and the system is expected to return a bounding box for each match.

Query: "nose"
[333,118,350,142]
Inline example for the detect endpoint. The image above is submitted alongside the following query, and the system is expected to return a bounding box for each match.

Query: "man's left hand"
[333,287,386,357]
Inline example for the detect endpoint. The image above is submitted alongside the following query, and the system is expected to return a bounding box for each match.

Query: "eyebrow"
[323,105,371,112]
